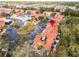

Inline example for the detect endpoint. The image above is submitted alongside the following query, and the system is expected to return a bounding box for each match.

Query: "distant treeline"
[62,2,79,8]
[64,9,79,17]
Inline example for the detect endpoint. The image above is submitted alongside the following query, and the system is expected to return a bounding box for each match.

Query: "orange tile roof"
[33,23,58,49]
[32,13,63,49]
[32,13,42,18]
[15,9,24,15]
[26,10,36,14]
[0,16,6,29]
[54,12,62,22]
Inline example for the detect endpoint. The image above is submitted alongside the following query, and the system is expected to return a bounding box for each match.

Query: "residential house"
[0,16,6,30]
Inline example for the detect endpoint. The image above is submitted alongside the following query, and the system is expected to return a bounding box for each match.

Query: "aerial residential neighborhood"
[0,1,79,57]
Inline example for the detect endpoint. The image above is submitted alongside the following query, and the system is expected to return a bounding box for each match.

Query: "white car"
[5,18,12,25]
